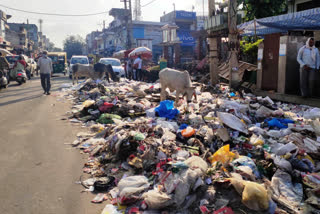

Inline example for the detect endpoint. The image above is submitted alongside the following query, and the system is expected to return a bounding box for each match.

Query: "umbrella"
[113,50,126,59]
[128,47,152,59]
[0,48,12,56]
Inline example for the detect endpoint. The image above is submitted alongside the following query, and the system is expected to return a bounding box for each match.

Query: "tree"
[63,35,85,59]
[238,0,288,21]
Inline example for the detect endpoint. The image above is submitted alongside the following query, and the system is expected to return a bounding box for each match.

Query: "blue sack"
[155,100,180,120]
[265,118,294,129]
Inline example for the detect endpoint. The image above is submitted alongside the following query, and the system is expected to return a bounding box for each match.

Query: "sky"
[0,0,214,48]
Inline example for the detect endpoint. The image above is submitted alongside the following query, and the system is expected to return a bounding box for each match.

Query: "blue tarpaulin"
[238,8,320,36]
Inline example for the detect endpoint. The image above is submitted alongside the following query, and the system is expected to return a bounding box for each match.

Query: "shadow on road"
[0,94,43,107]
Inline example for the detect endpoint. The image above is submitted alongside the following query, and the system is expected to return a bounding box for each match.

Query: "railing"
[205,12,244,31]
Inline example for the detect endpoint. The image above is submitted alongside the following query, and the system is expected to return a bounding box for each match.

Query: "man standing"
[0,52,10,79]
[297,38,320,98]
[38,51,53,95]
[133,55,142,81]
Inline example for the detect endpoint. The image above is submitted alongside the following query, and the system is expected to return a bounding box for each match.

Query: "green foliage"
[240,39,263,64]
[238,0,288,21]
[63,35,85,59]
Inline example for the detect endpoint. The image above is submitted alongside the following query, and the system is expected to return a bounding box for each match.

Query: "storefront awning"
[238,8,320,36]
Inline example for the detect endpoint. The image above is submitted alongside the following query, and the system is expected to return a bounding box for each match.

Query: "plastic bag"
[209,145,236,165]
[271,170,303,207]
[217,112,248,134]
[256,106,273,118]
[229,179,269,211]
[101,205,122,214]
[265,118,294,129]
[181,127,196,138]
[118,176,150,197]
[97,113,122,124]
[184,156,208,174]
[142,190,172,209]
[156,120,179,132]
[273,142,298,156]
[82,100,95,108]
[304,108,320,119]
[155,100,180,119]
[249,134,265,146]
[232,156,261,179]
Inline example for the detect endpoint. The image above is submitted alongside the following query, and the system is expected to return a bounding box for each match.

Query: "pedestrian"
[297,38,320,98]
[0,52,10,80]
[38,51,53,95]
[133,55,142,81]
[126,58,132,80]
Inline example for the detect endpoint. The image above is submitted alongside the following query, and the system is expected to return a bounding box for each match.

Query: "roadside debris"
[58,79,320,213]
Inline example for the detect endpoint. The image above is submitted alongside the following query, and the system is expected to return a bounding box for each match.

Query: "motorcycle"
[16,70,27,85]
[0,70,8,89]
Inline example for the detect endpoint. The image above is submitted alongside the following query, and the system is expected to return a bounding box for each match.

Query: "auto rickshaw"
[47,52,68,76]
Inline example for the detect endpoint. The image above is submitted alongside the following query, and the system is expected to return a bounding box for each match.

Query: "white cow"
[159,68,197,106]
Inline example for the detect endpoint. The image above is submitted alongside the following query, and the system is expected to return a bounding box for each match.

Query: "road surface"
[0,76,103,214]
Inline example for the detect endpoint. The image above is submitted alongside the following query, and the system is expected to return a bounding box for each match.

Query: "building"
[0,10,11,49]
[86,31,102,55]
[239,7,320,104]
[86,8,164,61]
[5,25,29,53]
[288,0,320,13]
[160,10,197,65]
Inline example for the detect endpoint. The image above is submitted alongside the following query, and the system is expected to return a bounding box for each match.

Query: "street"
[0,76,103,214]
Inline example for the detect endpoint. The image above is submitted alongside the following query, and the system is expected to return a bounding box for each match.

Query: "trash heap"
[60,79,320,214]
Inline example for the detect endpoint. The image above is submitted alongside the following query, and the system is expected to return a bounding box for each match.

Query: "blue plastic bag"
[155,100,180,120]
[265,118,294,129]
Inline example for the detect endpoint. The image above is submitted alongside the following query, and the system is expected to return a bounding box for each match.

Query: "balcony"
[205,12,244,32]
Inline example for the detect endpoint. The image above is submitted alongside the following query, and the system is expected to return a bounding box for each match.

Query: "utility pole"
[128,0,133,48]
[208,0,219,85]
[228,0,240,88]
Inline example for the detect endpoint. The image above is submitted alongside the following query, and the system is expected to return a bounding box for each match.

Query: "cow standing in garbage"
[159,68,197,107]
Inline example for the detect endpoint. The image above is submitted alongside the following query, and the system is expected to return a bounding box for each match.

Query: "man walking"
[297,38,320,98]
[38,51,53,95]
[133,55,142,81]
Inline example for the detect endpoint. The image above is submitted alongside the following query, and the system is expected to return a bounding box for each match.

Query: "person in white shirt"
[133,55,142,81]
[38,51,53,95]
[297,37,320,98]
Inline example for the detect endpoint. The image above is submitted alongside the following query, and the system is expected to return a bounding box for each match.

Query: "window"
[100,59,121,66]
[71,58,89,65]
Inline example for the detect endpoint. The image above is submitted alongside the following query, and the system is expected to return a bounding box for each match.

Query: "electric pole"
[228,0,240,88]
[208,0,219,85]
[128,0,133,48]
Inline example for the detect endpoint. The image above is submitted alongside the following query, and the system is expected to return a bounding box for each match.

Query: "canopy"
[113,50,126,59]
[0,48,12,56]
[238,8,320,36]
[128,47,152,59]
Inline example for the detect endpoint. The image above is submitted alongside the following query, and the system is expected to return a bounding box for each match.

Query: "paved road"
[0,76,103,214]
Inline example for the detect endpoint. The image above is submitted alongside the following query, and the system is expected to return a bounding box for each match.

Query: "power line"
[141,0,158,7]
[0,4,108,17]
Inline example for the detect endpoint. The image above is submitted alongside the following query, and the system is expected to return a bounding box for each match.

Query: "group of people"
[125,55,144,81]
[0,50,53,95]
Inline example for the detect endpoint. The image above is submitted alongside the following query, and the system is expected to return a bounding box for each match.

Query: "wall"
[285,35,308,95]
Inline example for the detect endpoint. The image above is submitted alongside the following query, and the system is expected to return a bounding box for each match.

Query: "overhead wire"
[0,3,109,17]
[141,0,159,7]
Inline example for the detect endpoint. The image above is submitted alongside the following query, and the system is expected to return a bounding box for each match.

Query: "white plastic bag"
[118,176,150,197]
[142,190,172,209]
[101,205,121,214]
[217,112,248,134]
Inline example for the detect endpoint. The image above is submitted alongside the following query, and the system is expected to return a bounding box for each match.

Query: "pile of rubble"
[59,79,320,214]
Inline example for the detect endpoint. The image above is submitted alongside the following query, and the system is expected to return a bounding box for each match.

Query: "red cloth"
[14,60,27,68]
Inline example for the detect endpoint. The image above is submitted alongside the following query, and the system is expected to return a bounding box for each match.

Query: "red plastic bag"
[213,207,234,214]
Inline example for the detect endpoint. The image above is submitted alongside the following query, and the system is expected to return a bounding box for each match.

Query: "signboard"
[177,30,195,47]
[176,11,196,20]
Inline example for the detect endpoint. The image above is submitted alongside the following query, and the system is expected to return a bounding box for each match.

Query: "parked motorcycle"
[0,70,8,89]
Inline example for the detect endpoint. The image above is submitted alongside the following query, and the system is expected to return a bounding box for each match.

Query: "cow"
[159,68,197,107]
[72,63,119,85]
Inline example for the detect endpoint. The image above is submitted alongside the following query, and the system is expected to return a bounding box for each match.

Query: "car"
[99,58,125,78]
[5,55,19,69]
[69,55,89,79]
[27,58,37,76]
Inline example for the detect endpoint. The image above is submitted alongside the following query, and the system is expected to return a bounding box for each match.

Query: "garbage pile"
[60,79,320,214]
